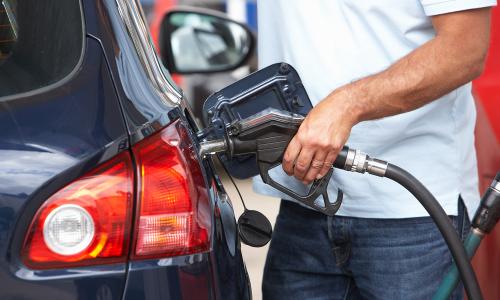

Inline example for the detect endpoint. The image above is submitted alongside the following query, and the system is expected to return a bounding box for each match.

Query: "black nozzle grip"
[259,161,342,216]
[253,139,347,216]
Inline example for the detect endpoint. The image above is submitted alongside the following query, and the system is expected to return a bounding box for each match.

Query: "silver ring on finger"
[324,161,334,168]
[311,160,324,169]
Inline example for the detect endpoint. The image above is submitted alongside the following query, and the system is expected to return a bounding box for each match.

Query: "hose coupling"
[366,158,389,177]
[343,148,388,177]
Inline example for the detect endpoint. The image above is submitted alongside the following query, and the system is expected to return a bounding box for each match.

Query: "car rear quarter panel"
[0,36,130,299]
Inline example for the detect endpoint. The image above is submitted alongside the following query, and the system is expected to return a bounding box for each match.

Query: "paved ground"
[219,172,280,300]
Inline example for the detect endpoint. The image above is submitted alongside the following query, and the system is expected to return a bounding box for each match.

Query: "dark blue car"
[0,0,254,299]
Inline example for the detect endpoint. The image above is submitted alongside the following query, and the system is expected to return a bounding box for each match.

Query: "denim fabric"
[262,199,470,300]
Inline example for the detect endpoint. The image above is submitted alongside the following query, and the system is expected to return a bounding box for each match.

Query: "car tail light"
[22,152,134,269]
[21,120,210,269]
[131,119,211,259]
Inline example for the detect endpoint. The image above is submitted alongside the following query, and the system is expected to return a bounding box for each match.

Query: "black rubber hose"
[333,146,349,168]
[385,164,483,300]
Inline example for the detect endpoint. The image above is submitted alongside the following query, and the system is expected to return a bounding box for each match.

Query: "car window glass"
[0,0,83,98]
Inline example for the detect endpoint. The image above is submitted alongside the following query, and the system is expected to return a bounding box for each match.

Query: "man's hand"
[283,7,491,184]
[283,88,358,183]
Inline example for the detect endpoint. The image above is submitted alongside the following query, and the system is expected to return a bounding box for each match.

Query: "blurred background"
[142,0,258,124]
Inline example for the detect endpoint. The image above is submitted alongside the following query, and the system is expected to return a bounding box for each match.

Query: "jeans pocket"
[458,196,471,241]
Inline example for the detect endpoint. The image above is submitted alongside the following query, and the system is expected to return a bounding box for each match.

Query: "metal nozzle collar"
[344,148,356,171]
[343,148,388,177]
[344,149,368,173]
[366,158,388,177]
[198,138,228,158]
[351,150,368,173]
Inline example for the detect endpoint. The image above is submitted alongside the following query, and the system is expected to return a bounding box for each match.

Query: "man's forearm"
[283,8,491,183]
[336,8,491,124]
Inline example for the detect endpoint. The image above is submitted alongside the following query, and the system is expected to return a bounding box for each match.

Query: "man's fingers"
[317,151,338,179]
[303,151,328,183]
[282,136,301,175]
[293,147,315,181]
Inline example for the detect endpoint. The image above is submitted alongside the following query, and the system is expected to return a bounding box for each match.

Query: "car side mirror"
[159,8,255,74]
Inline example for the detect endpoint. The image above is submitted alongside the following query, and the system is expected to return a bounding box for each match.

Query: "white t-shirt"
[254,0,496,218]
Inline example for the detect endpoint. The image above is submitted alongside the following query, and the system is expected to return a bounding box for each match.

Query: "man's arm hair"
[343,8,491,123]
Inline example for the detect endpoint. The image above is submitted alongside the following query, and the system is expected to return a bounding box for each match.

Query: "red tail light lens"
[22,152,134,269]
[21,119,210,268]
[132,119,211,259]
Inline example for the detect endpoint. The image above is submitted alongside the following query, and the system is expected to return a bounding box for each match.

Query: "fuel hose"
[334,148,482,299]
[383,164,482,300]
[200,137,483,299]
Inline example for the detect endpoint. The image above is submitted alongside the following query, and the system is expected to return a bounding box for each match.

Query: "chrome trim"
[211,75,289,111]
[366,158,388,177]
[115,0,182,105]
[344,148,356,171]
[351,150,368,173]
[237,108,304,133]
[3,0,18,39]
[491,180,500,193]
[199,139,228,158]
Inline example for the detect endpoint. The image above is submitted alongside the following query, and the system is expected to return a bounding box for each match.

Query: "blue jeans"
[262,199,470,300]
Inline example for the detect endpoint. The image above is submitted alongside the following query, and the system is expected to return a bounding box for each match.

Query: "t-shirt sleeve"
[420,0,496,16]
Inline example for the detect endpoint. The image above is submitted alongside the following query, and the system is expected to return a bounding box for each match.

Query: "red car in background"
[472,6,500,300]
[146,1,500,298]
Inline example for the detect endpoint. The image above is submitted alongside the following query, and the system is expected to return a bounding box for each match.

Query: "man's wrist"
[326,83,366,126]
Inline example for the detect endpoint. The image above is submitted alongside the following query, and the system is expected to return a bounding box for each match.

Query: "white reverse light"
[43,204,95,256]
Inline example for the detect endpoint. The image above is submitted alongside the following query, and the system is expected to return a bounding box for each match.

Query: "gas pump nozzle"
[199,108,347,215]
[199,108,391,215]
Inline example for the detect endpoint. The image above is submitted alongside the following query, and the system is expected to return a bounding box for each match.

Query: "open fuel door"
[202,63,313,179]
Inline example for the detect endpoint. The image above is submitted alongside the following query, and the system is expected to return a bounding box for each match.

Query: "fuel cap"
[237,210,272,247]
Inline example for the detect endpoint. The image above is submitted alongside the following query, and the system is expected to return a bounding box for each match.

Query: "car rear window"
[0,0,83,98]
